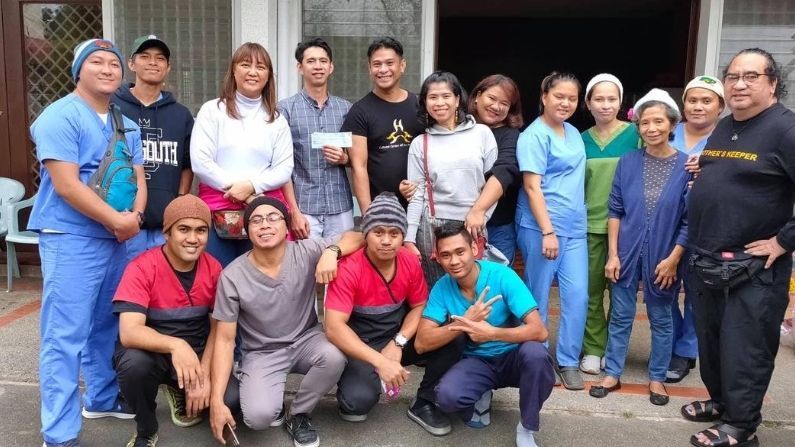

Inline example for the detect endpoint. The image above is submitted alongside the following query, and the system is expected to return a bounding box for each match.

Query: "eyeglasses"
[723,72,770,85]
[248,213,285,226]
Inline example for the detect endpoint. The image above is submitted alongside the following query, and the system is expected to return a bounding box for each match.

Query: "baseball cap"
[131,35,171,60]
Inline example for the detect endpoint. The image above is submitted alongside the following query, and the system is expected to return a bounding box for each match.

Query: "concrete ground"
[1,272,794,446]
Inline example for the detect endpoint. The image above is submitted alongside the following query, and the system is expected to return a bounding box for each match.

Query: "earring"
[425,112,430,123]
[455,109,459,124]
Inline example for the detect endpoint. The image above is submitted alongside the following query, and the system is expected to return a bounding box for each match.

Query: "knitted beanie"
[71,38,124,81]
[244,196,290,229]
[361,192,407,235]
[162,194,211,233]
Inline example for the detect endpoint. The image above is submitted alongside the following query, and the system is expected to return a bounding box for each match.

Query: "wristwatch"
[393,332,408,349]
[326,244,342,260]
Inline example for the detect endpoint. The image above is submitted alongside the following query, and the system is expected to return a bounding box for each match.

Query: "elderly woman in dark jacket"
[589,89,690,407]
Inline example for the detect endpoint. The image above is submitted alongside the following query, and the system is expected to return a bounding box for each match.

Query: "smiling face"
[129,47,170,86]
[234,55,270,99]
[683,88,723,129]
[247,204,288,250]
[542,80,579,124]
[163,218,209,270]
[365,225,404,263]
[638,105,675,147]
[298,45,333,88]
[78,51,123,96]
[436,233,478,280]
[724,52,777,119]
[368,48,405,91]
[474,84,511,127]
[425,81,460,129]
[587,81,621,125]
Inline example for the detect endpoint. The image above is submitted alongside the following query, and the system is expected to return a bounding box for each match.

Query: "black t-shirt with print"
[689,102,795,252]
[341,91,424,208]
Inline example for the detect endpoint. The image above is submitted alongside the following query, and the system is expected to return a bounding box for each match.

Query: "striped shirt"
[278,90,353,215]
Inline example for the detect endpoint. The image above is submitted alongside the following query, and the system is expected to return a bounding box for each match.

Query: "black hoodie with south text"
[113,83,194,230]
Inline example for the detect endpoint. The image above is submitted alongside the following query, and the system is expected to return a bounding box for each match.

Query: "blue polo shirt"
[422,261,537,357]
[29,93,142,238]
[516,117,586,238]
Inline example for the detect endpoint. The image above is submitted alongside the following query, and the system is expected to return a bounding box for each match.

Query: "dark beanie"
[361,192,407,235]
[162,194,211,233]
[244,196,290,228]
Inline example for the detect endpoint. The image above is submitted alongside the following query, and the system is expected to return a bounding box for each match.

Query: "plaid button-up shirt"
[278,90,353,215]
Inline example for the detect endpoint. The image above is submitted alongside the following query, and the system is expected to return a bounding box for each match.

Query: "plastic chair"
[5,192,39,292]
[0,177,25,238]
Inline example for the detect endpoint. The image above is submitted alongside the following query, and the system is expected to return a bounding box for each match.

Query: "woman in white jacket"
[191,42,294,266]
[403,71,498,287]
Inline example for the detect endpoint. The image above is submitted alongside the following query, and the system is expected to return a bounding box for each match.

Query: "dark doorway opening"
[437,0,699,130]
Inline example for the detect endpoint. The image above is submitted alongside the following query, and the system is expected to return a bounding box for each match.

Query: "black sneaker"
[285,413,319,447]
[81,394,135,419]
[406,398,451,436]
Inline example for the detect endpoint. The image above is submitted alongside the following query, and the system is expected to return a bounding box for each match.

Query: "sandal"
[690,423,759,447]
[681,400,723,422]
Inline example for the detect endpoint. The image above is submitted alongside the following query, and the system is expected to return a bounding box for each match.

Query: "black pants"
[114,345,240,436]
[336,336,463,415]
[689,254,791,431]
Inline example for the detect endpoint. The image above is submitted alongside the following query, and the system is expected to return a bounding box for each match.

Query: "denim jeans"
[671,255,698,359]
[305,210,354,239]
[604,258,673,382]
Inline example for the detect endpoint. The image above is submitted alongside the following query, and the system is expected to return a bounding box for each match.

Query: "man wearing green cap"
[114,35,195,260]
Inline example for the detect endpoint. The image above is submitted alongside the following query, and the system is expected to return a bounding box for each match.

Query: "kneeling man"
[210,196,363,447]
[113,195,227,447]
[325,193,461,436]
[416,223,555,447]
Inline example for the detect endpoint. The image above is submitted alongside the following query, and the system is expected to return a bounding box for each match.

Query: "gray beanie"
[361,192,407,235]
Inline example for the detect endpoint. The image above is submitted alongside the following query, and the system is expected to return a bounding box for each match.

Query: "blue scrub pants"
[125,228,165,262]
[486,221,517,265]
[39,233,126,443]
[517,228,588,368]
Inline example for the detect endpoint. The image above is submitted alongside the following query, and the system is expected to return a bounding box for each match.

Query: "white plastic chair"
[4,188,39,292]
[0,177,25,238]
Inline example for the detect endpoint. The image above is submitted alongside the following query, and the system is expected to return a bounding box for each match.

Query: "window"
[113,0,232,114]
[302,0,423,102]
[719,0,795,109]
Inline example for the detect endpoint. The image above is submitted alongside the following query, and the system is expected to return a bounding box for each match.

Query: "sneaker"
[516,422,539,447]
[579,355,601,375]
[81,395,135,419]
[125,433,158,447]
[160,384,203,428]
[338,406,367,422]
[285,413,320,447]
[43,440,80,447]
[465,390,492,428]
[407,398,451,436]
[270,407,286,427]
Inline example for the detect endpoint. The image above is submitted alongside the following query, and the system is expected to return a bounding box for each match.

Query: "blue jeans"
[207,222,252,267]
[671,261,698,359]
[604,259,673,382]
[305,210,354,239]
[486,221,517,264]
[516,228,588,368]
[39,233,126,443]
[125,228,165,262]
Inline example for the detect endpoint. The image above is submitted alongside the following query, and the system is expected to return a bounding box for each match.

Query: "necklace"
[731,120,750,141]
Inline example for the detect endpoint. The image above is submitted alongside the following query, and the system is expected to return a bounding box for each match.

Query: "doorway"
[437,0,699,129]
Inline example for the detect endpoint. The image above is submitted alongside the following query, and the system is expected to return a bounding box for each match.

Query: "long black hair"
[417,70,468,128]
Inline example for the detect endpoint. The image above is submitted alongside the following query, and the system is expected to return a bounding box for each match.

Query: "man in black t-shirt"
[686,48,795,447]
[341,37,424,212]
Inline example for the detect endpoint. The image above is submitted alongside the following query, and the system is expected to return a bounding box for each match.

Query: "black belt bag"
[690,248,765,290]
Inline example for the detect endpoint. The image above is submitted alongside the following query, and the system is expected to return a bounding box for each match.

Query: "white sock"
[516,422,539,447]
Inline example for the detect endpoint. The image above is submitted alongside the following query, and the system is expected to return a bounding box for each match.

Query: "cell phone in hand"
[225,422,240,446]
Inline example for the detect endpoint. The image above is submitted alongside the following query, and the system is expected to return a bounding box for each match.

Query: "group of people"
[28,29,795,447]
